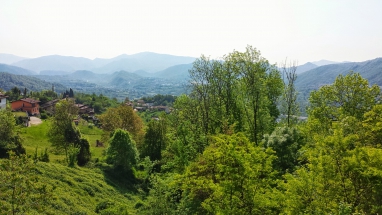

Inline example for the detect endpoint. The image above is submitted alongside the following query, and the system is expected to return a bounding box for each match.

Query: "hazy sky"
[1,0,382,64]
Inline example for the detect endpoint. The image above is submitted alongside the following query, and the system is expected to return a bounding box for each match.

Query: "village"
[0,90,173,127]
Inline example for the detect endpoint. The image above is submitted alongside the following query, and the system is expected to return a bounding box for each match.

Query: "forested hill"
[0,63,36,75]
[296,58,382,90]
[0,72,66,92]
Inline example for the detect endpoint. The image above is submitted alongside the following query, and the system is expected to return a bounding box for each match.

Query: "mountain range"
[6,52,196,74]
[1,52,381,101]
[295,57,382,91]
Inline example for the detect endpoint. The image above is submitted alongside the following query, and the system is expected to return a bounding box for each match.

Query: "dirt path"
[29,116,42,126]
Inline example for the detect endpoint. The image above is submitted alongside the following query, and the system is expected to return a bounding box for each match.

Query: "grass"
[13,111,28,117]
[0,160,142,214]
[78,122,105,158]
[19,120,65,162]
[10,119,144,214]
[19,119,106,162]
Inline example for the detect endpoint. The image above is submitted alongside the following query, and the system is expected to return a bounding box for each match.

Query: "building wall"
[11,100,40,115]
[0,97,6,109]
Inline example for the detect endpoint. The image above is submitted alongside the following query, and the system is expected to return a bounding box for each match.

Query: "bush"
[77,138,91,166]
[40,112,48,119]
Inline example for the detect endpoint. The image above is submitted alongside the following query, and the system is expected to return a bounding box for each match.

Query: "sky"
[1,0,382,65]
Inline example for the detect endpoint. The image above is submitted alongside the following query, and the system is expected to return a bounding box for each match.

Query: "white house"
[0,92,8,109]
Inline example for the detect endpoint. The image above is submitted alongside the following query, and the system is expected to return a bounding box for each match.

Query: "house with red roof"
[11,98,40,115]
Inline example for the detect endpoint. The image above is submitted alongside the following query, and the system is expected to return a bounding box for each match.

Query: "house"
[0,92,8,109]
[75,104,95,115]
[11,98,40,115]
[40,99,61,114]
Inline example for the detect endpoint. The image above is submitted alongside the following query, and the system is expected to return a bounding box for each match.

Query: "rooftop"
[19,98,40,104]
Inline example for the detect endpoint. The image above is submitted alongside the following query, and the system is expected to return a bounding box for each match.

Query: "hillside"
[296,58,382,91]
[93,52,195,73]
[39,70,71,76]
[0,72,66,92]
[0,53,27,64]
[12,55,95,73]
[295,62,318,74]
[10,52,196,74]
[0,160,140,214]
[153,63,193,81]
[0,63,37,75]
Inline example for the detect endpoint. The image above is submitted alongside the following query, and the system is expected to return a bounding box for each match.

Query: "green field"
[0,159,141,214]
[19,119,106,162]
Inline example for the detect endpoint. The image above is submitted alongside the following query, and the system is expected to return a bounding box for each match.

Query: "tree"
[99,104,144,145]
[69,88,74,98]
[0,152,52,214]
[226,46,282,144]
[263,126,305,175]
[106,129,139,172]
[181,133,281,214]
[281,73,382,214]
[0,109,25,158]
[181,46,283,146]
[22,87,27,98]
[77,138,91,166]
[282,127,382,214]
[142,117,167,162]
[48,99,80,162]
[280,60,299,127]
[307,72,380,135]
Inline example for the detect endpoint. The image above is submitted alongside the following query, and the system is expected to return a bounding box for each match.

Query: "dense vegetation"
[1,46,382,214]
[0,72,66,94]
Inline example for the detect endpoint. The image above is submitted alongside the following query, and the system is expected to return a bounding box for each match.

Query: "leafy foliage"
[0,152,53,214]
[142,117,168,162]
[0,109,25,158]
[99,104,144,145]
[181,133,280,214]
[106,129,139,173]
[0,72,66,96]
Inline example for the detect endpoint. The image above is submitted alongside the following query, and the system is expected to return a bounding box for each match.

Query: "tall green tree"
[99,104,144,145]
[48,99,80,162]
[283,127,382,214]
[226,46,282,144]
[0,109,25,158]
[106,129,139,173]
[181,133,281,214]
[280,60,299,127]
[142,117,167,162]
[307,72,380,135]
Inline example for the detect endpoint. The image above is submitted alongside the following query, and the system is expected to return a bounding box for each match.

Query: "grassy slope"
[8,120,143,214]
[20,120,106,162]
[0,160,141,214]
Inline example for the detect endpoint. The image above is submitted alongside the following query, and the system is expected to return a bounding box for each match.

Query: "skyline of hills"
[4,52,196,74]
[1,52,382,101]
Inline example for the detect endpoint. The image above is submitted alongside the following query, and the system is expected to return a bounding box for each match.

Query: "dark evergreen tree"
[69,88,74,98]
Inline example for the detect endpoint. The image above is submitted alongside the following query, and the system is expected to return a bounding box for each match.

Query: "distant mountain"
[107,70,143,88]
[311,60,339,67]
[12,55,95,73]
[133,70,152,77]
[153,63,193,81]
[67,70,105,82]
[0,72,66,92]
[39,70,71,76]
[8,52,196,74]
[296,58,382,90]
[94,52,196,73]
[0,63,37,75]
[295,62,318,74]
[0,54,27,64]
